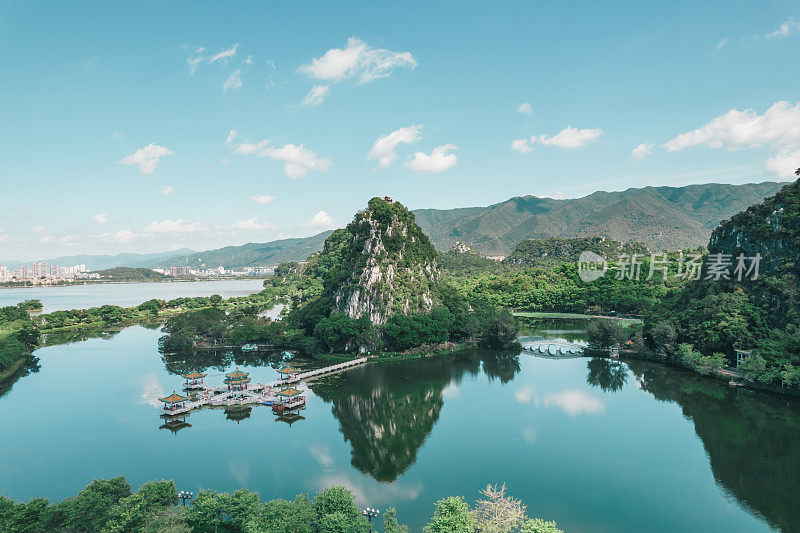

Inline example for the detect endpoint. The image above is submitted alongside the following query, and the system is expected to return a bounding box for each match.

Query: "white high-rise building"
[32,261,48,278]
[0,265,7,281]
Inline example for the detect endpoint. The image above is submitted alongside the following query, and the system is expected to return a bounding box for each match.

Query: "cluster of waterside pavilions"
[157,365,307,433]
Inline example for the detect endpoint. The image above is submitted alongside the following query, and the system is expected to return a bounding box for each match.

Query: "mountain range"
[148,232,334,270]
[0,249,195,271]
[413,181,786,254]
[9,181,786,270]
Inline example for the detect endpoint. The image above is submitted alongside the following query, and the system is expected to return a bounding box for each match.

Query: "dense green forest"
[0,477,562,533]
[91,267,170,281]
[441,248,687,316]
[641,177,800,390]
[34,292,277,333]
[503,237,649,268]
[0,302,39,381]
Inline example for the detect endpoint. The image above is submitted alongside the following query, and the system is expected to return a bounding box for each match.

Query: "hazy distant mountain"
[1,249,194,271]
[150,232,334,269]
[7,182,785,271]
[413,181,786,254]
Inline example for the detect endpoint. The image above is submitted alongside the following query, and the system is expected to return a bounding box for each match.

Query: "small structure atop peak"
[383,195,393,203]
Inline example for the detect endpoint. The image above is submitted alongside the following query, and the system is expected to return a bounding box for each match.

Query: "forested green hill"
[414,181,784,254]
[504,237,650,267]
[92,267,169,281]
[647,178,800,389]
[149,231,333,270]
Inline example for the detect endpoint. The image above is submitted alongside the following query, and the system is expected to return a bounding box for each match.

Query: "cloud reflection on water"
[514,385,605,416]
[139,374,164,407]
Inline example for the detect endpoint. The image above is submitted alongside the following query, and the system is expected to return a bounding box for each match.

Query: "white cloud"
[301,210,335,229]
[405,144,458,174]
[223,69,242,92]
[186,56,204,75]
[766,17,799,38]
[234,139,270,155]
[511,138,533,154]
[538,126,603,149]
[226,129,238,145]
[185,43,239,76]
[144,219,208,234]
[765,149,800,178]
[301,85,330,107]
[512,127,603,152]
[368,125,423,168]
[631,143,654,161]
[118,143,174,174]
[298,37,416,84]
[250,194,276,204]
[209,43,239,63]
[159,185,173,197]
[517,102,532,114]
[663,101,800,177]
[33,225,45,234]
[244,55,254,65]
[715,38,728,51]
[233,139,331,178]
[232,217,276,231]
[109,229,136,243]
[111,130,124,140]
[664,102,800,152]
[92,213,109,224]
[267,143,332,178]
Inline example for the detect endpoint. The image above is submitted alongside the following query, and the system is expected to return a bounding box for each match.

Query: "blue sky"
[1,1,799,260]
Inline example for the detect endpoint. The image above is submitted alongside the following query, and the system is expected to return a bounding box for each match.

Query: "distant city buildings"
[0,261,272,284]
[0,262,92,283]
[153,265,273,278]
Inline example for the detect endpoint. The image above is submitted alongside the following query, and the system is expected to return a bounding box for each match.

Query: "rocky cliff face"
[708,179,800,277]
[326,197,439,325]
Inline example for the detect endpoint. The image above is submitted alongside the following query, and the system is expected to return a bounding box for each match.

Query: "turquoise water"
[0,279,266,313]
[1,326,798,532]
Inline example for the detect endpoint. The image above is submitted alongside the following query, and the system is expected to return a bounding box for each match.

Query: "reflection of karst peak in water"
[625,360,800,533]
[311,350,521,482]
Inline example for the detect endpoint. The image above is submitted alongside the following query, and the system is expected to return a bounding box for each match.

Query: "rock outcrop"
[325,197,439,325]
[708,178,800,277]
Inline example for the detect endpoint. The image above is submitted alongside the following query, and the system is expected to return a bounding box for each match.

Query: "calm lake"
[0,279,266,313]
[1,323,799,532]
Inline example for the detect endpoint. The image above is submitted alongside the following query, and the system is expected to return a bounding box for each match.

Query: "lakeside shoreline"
[0,276,268,290]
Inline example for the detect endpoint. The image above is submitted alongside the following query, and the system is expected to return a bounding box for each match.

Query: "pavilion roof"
[226,368,249,380]
[159,391,189,403]
[277,365,301,374]
[275,386,303,397]
[224,376,251,385]
[181,371,207,379]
